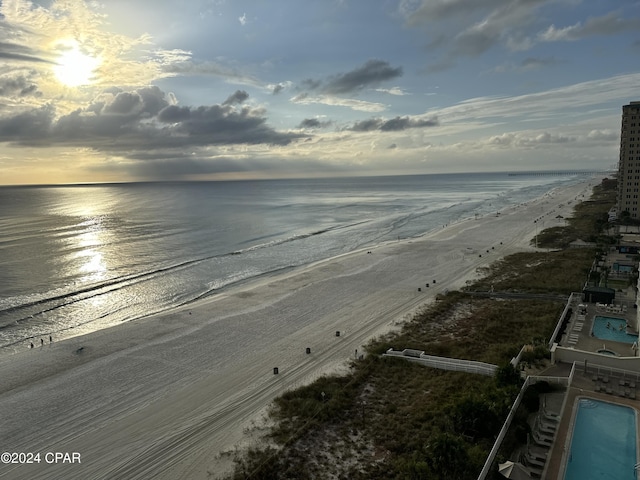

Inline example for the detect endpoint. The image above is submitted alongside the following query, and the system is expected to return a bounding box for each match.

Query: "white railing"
[549,292,578,350]
[383,349,498,376]
[528,374,570,387]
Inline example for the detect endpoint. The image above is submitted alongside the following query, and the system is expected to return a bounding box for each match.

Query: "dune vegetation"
[223,177,617,480]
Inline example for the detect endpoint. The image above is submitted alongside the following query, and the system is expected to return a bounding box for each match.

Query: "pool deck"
[559,291,638,357]
[532,284,640,479]
[543,364,640,479]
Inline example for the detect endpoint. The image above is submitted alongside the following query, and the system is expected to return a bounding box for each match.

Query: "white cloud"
[538,23,577,42]
[487,131,575,148]
[290,94,388,112]
[375,87,410,96]
[537,11,640,43]
[425,73,640,124]
[586,129,618,142]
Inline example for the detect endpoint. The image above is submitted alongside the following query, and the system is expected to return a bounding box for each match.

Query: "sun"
[53,41,100,87]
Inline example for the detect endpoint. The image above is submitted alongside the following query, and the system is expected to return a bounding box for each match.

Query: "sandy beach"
[0,177,598,480]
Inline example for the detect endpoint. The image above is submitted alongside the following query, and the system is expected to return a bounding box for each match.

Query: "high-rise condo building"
[618,101,640,219]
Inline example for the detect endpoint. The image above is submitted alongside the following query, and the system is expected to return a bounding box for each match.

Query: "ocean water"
[0,172,589,350]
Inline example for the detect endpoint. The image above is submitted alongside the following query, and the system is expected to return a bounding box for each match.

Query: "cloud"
[538,11,640,42]
[298,118,332,129]
[288,60,403,111]
[0,104,55,140]
[407,0,550,67]
[375,87,410,96]
[0,87,303,151]
[159,59,262,87]
[493,56,565,73]
[346,115,439,131]
[586,129,618,142]
[291,94,388,112]
[424,73,640,124]
[487,131,575,148]
[405,2,640,72]
[115,153,345,181]
[239,13,247,26]
[301,60,402,95]
[0,74,41,97]
[405,0,505,25]
[0,0,266,113]
[222,90,249,105]
[322,60,403,94]
[0,41,54,64]
[269,82,292,94]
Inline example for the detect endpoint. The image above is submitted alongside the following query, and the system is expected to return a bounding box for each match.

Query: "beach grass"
[534,176,616,249]
[223,178,617,480]
[470,248,594,294]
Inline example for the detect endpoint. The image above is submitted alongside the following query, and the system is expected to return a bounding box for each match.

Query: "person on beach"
[40,338,44,346]
[50,335,52,343]
[30,342,34,349]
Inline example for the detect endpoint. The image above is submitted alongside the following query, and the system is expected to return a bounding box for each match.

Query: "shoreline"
[0,176,600,480]
[1,175,582,354]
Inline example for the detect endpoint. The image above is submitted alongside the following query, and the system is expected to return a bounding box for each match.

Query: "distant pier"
[507,171,613,176]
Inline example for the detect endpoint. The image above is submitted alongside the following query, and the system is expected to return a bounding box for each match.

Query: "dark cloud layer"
[347,116,438,132]
[0,41,53,64]
[0,75,40,97]
[302,60,402,95]
[222,90,249,105]
[298,118,332,129]
[94,152,346,181]
[0,87,303,151]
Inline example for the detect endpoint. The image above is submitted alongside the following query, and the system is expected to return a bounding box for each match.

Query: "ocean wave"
[230,221,369,255]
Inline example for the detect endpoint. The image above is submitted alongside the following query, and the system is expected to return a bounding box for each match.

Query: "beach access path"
[0,178,597,480]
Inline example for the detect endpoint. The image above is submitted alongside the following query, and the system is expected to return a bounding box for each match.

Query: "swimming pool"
[592,316,638,344]
[564,398,637,480]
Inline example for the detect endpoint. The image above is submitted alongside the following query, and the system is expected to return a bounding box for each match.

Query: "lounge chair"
[520,455,543,477]
[532,431,553,447]
[537,417,557,433]
[526,446,548,462]
[523,452,546,469]
[526,435,548,456]
[542,409,560,422]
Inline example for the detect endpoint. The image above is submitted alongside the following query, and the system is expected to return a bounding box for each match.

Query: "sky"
[0,0,638,184]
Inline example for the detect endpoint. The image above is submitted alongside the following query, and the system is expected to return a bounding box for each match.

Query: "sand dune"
[0,178,597,479]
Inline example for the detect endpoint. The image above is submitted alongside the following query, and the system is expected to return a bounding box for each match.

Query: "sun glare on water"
[53,41,100,87]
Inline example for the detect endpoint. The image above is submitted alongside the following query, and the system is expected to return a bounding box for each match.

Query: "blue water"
[0,172,589,349]
[564,398,637,480]
[592,316,638,344]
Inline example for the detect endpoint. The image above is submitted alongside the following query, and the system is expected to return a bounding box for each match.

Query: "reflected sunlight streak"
[76,226,108,282]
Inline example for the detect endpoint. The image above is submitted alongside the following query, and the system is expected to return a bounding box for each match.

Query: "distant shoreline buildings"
[617,101,640,219]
